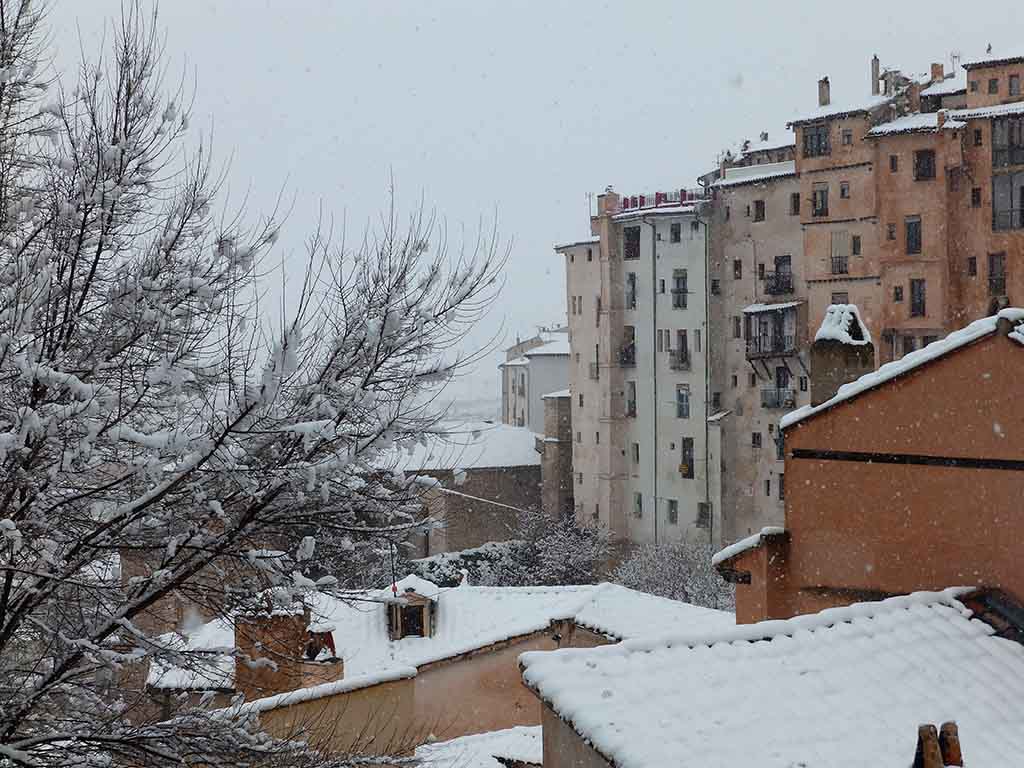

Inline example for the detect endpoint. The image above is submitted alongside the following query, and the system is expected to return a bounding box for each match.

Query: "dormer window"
[385,576,439,640]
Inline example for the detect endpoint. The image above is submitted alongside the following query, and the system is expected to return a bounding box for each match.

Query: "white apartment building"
[559,189,715,546]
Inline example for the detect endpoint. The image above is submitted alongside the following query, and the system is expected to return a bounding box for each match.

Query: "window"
[905,215,922,254]
[710,278,720,295]
[753,199,765,222]
[725,206,730,220]
[749,372,757,387]
[578,393,584,407]
[733,259,742,279]
[890,154,898,172]
[570,253,575,263]
[992,169,1024,229]
[656,329,663,353]
[840,181,850,199]
[595,431,600,444]
[633,492,643,518]
[910,278,926,317]
[778,473,785,501]
[758,262,765,279]
[731,374,738,388]
[852,235,861,255]
[830,230,850,274]
[1012,75,1021,96]
[577,296,582,313]
[831,291,849,305]
[974,129,983,147]
[631,442,639,465]
[893,285,904,302]
[696,502,711,529]
[811,183,828,217]
[803,123,830,157]
[571,296,577,315]
[712,391,721,410]
[752,432,762,449]
[992,116,1024,168]
[841,128,853,146]
[913,150,936,181]
[676,384,690,418]
[667,499,678,525]
[989,252,1007,296]
[972,187,982,207]
[902,335,917,356]
[799,375,808,392]
[626,272,637,309]
[765,478,771,496]
[626,381,637,417]
[887,223,897,240]
[672,269,688,308]
[968,256,977,276]
[670,222,681,243]
[586,247,592,261]
[695,329,701,352]
[970,79,979,93]
[732,316,742,339]
[989,78,999,95]
[623,226,640,260]
[576,431,581,443]
[659,278,665,294]
[790,192,800,215]
[400,604,425,638]
[680,437,694,479]
[577,472,583,484]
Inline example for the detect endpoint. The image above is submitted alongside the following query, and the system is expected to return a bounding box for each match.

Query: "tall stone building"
[558,188,715,545]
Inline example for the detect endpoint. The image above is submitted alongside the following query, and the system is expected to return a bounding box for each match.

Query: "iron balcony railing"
[619,345,636,367]
[669,349,691,371]
[588,362,600,380]
[761,388,796,410]
[746,334,797,358]
[830,255,849,275]
[764,271,794,295]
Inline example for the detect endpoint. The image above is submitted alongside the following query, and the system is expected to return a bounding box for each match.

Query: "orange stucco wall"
[763,329,1024,621]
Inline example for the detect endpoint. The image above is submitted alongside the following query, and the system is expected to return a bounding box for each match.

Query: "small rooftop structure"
[520,589,1024,768]
[711,160,796,189]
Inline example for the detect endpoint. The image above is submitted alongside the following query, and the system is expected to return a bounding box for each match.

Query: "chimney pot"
[931,62,945,82]
[871,55,881,96]
[818,76,831,107]
[938,722,964,767]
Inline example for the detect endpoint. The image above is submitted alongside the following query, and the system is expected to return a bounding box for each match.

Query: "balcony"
[830,255,849,275]
[989,275,1007,296]
[746,334,797,359]
[588,362,600,380]
[619,345,636,367]
[669,349,691,371]
[761,388,796,410]
[617,188,710,212]
[763,271,794,295]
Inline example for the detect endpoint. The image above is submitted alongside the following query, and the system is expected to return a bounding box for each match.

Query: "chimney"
[871,55,881,95]
[760,131,768,142]
[930,62,945,82]
[818,76,831,107]
[809,304,875,407]
[937,109,947,128]
[913,722,964,768]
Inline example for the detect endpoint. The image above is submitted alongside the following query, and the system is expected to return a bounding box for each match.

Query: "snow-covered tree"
[0,2,503,765]
[613,540,735,611]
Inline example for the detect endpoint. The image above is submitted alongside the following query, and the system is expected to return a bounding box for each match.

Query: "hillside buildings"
[499,328,569,433]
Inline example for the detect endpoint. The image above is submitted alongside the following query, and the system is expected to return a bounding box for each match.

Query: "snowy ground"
[415,726,541,768]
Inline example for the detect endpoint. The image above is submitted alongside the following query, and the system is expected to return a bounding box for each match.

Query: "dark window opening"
[989,78,999,95]
[913,150,936,181]
[790,192,801,215]
[852,235,861,255]
[972,187,982,207]
[910,278,926,317]
[893,285,904,302]
[803,123,831,157]
[968,256,977,276]
[905,215,922,254]
[670,222,681,243]
[753,200,765,222]
[890,154,899,172]
[974,129,983,147]
[812,184,829,217]
[623,226,641,260]
[401,605,425,638]
[989,252,1007,296]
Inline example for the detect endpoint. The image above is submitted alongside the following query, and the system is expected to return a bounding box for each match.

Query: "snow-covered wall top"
[783,308,1024,430]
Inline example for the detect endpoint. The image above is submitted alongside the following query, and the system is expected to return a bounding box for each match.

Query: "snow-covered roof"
[611,203,699,221]
[706,409,732,424]
[541,388,570,399]
[920,70,968,97]
[813,303,872,346]
[710,160,796,189]
[416,726,542,768]
[156,581,733,695]
[735,134,794,158]
[386,573,441,601]
[147,617,236,690]
[950,101,1024,120]
[783,307,1024,429]
[524,337,570,357]
[789,94,892,126]
[554,236,600,251]
[390,421,541,471]
[742,300,802,314]
[865,111,966,137]
[711,526,786,567]
[500,356,529,367]
[520,588,1024,768]
[962,46,1024,70]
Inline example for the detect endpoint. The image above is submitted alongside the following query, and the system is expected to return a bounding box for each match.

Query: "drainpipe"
[641,216,658,545]
[693,214,712,547]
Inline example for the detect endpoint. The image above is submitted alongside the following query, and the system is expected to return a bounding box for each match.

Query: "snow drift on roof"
[814,304,871,346]
[783,307,1024,429]
[789,94,892,126]
[743,300,802,314]
[554,236,600,251]
[520,588,1024,768]
[951,101,1024,120]
[711,161,796,189]
[391,421,541,471]
[866,112,966,137]
[920,70,967,97]
[542,388,570,399]
[384,574,441,601]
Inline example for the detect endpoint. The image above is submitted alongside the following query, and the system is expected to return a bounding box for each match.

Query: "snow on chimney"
[809,304,875,407]
[871,55,881,96]
[818,77,831,107]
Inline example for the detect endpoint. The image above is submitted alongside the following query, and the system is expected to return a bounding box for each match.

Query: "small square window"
[968,257,977,276]
[667,499,678,525]
[752,432,762,449]
[970,80,979,93]
[841,129,853,145]
[913,150,936,181]
[893,285,904,302]
[971,187,982,207]
[889,154,898,172]
[989,78,999,95]
[840,181,850,199]
[974,129,983,147]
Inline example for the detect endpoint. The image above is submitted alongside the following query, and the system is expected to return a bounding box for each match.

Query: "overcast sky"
[48,1,1013,404]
